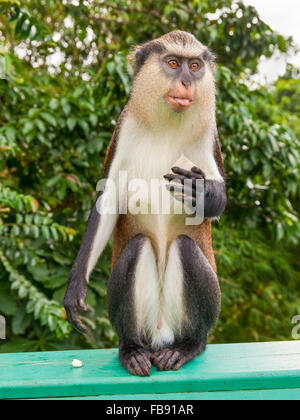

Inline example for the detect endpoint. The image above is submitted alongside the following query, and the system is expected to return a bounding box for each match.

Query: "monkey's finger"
[151,351,162,364]
[65,306,78,327]
[172,166,205,179]
[166,182,186,191]
[171,166,204,179]
[172,357,186,371]
[167,182,204,199]
[131,361,144,377]
[165,351,181,371]
[158,352,174,371]
[130,357,147,377]
[72,318,88,333]
[166,184,195,196]
[174,194,187,204]
[174,193,198,208]
[165,174,202,191]
[166,183,185,194]
[127,362,138,376]
[137,349,152,369]
[152,349,169,367]
[66,307,88,333]
[156,350,174,371]
[153,348,169,362]
[164,173,185,184]
[135,355,151,376]
[191,166,206,178]
[165,175,196,191]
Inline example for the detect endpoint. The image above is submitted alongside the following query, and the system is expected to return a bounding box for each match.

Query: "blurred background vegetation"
[0,0,299,352]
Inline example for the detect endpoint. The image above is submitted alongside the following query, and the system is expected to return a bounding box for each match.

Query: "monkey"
[63,30,227,377]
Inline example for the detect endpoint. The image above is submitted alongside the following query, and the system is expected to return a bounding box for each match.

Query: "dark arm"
[202,178,227,218]
[63,197,101,332]
[64,188,119,332]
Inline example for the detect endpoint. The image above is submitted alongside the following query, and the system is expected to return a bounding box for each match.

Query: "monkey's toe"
[120,347,151,377]
[152,348,185,371]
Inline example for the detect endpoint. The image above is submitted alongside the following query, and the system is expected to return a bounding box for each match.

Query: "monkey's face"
[129,31,216,124]
[161,55,206,113]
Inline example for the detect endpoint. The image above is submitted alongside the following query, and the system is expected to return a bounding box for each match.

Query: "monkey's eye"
[190,62,201,71]
[168,59,179,69]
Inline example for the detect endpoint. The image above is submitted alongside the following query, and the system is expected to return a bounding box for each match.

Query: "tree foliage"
[0,0,299,351]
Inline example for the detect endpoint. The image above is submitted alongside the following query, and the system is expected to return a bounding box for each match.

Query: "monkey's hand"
[164,166,226,218]
[164,165,205,214]
[63,273,89,333]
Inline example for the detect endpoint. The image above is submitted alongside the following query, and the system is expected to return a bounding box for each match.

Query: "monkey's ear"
[202,49,217,70]
[128,42,152,74]
[128,41,164,74]
[128,46,140,70]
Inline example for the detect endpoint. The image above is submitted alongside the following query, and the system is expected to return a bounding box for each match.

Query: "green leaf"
[22,121,34,135]
[49,98,59,110]
[12,305,32,335]
[36,119,46,133]
[89,114,98,127]
[67,117,76,131]
[31,225,40,238]
[0,289,17,315]
[62,102,71,116]
[5,127,16,142]
[79,119,89,135]
[41,226,50,240]
[41,112,56,126]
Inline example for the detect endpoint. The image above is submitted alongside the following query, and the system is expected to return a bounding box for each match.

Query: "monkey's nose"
[181,79,191,88]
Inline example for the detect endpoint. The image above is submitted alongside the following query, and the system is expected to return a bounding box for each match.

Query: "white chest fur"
[112,113,222,187]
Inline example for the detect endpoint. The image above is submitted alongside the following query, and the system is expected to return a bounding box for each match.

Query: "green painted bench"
[0,341,300,400]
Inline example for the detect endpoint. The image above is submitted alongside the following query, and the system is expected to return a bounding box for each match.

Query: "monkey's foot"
[152,341,206,371]
[152,348,187,371]
[119,345,152,377]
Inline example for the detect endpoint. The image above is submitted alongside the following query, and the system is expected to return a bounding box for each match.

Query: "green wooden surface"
[45,389,300,400]
[0,341,300,400]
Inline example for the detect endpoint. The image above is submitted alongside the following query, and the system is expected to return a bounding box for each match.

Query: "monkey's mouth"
[166,95,195,109]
